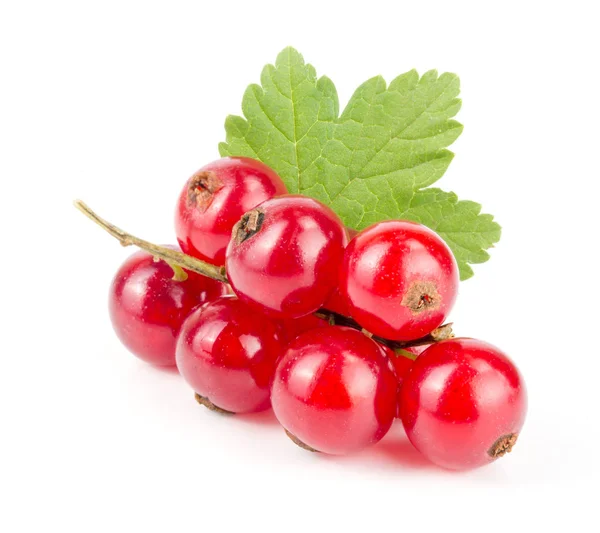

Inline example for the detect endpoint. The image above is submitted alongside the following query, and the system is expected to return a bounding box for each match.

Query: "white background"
[1,1,598,531]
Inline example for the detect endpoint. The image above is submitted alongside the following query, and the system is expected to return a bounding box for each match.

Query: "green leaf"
[219,47,500,280]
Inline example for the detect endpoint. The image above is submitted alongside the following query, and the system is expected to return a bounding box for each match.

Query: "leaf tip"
[459,266,475,281]
[217,142,230,157]
[276,46,304,67]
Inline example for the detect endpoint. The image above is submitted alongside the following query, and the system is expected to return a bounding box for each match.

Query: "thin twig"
[73,200,228,283]
[316,310,454,352]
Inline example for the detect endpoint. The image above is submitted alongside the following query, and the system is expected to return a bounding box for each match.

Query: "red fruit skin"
[385,345,428,381]
[176,296,286,413]
[109,249,228,366]
[280,314,329,344]
[399,338,527,470]
[323,227,358,316]
[226,195,347,319]
[340,220,459,341]
[323,286,352,316]
[380,345,426,418]
[175,157,287,266]
[271,326,398,455]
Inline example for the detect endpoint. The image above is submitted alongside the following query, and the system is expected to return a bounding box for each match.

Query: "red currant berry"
[176,296,286,413]
[399,338,527,470]
[175,157,287,265]
[340,220,459,341]
[109,249,228,366]
[271,326,397,455]
[225,195,347,318]
[383,346,420,384]
[323,286,352,316]
[280,314,329,344]
[323,227,356,316]
[380,345,426,418]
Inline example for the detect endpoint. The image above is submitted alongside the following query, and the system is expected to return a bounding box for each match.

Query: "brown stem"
[73,200,228,283]
[315,310,454,352]
[379,323,454,352]
[75,200,453,352]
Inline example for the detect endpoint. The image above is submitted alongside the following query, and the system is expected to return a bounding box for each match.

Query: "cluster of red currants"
[107,157,526,470]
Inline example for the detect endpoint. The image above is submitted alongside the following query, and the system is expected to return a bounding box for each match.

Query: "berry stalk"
[74,200,453,350]
[74,200,228,283]
[315,311,454,353]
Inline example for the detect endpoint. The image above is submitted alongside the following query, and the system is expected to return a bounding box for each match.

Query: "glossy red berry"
[175,157,287,265]
[109,249,228,366]
[340,220,459,341]
[399,338,527,470]
[225,195,347,318]
[380,345,426,418]
[271,326,397,455]
[176,296,286,413]
[280,314,329,344]
[323,227,358,316]
[323,285,352,317]
[383,346,420,384]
